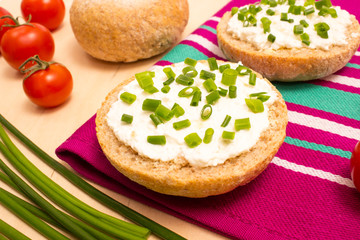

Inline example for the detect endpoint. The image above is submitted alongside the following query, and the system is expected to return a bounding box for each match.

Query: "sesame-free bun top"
[217,2,360,82]
[70,0,189,62]
[95,60,288,198]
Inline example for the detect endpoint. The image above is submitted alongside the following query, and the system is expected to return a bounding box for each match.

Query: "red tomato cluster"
[0,0,72,108]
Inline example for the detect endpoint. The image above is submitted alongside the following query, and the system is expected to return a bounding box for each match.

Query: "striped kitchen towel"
[56,0,360,239]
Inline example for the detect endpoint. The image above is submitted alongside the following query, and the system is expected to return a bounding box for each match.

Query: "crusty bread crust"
[70,0,189,62]
[217,12,360,82]
[96,60,288,198]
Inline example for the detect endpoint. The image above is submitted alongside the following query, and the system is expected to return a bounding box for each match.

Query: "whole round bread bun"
[69,0,189,62]
[217,10,360,82]
[95,60,288,198]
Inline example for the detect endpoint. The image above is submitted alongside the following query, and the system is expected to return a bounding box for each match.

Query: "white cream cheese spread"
[227,0,353,50]
[106,60,278,167]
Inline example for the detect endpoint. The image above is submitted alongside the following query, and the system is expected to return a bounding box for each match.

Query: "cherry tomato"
[22,56,73,108]
[21,0,65,31]
[350,141,360,192]
[0,7,15,46]
[1,21,55,70]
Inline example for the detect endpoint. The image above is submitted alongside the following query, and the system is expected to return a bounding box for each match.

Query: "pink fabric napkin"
[56,0,360,239]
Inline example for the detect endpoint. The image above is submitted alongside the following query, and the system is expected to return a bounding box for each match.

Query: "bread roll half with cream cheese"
[96,60,288,198]
[217,1,360,81]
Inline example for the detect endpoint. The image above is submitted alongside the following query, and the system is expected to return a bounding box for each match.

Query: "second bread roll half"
[70,0,189,62]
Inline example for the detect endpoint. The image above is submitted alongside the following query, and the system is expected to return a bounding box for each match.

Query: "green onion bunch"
[0,114,185,240]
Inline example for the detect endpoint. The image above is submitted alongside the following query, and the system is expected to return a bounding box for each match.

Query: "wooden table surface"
[0,0,231,239]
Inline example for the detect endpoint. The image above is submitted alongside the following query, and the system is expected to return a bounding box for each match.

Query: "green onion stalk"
[0,114,186,240]
[0,218,31,240]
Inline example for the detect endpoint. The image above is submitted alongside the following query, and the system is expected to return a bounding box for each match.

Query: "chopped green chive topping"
[184,57,197,66]
[289,5,303,15]
[221,68,238,86]
[269,0,277,7]
[250,91,270,102]
[161,85,170,93]
[121,114,133,124]
[261,0,269,4]
[304,0,315,6]
[175,74,194,86]
[200,104,212,120]
[301,32,310,45]
[229,85,237,98]
[144,85,159,94]
[249,4,262,15]
[120,92,136,104]
[190,91,202,106]
[318,6,337,18]
[266,9,275,16]
[207,57,218,71]
[303,6,315,15]
[206,90,221,105]
[249,92,271,102]
[245,98,265,113]
[147,135,166,145]
[219,64,230,73]
[315,0,332,10]
[300,20,309,28]
[184,133,202,148]
[218,87,228,97]
[288,0,295,5]
[222,131,235,140]
[236,65,251,75]
[280,12,288,21]
[231,7,239,15]
[149,113,163,127]
[249,72,257,86]
[163,77,175,85]
[268,33,276,43]
[178,86,200,97]
[142,98,161,112]
[257,94,271,102]
[249,92,267,97]
[203,78,217,92]
[135,71,154,89]
[314,22,330,39]
[203,128,214,144]
[200,70,216,80]
[328,8,338,18]
[221,115,232,127]
[243,14,257,27]
[293,24,304,35]
[163,67,176,79]
[235,118,251,131]
[182,66,198,78]
[171,103,185,117]
[155,104,173,121]
[261,17,272,33]
[173,119,191,130]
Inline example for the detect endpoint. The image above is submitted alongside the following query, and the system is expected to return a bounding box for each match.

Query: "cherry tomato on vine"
[0,7,15,46]
[21,0,65,31]
[21,56,73,108]
[350,141,360,192]
[1,17,55,70]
